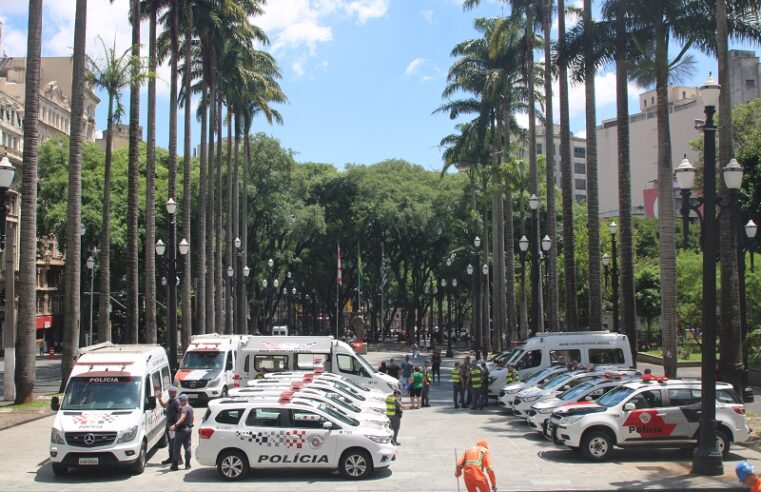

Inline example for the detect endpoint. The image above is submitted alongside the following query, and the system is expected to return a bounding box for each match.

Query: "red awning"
[36,315,53,330]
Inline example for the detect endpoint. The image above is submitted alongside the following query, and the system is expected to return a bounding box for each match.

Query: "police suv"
[196,392,396,480]
[498,365,567,407]
[548,377,750,461]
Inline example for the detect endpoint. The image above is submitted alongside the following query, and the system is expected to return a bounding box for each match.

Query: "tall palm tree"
[165,0,180,350]
[15,0,44,403]
[61,0,89,388]
[583,0,602,330]
[181,0,194,347]
[126,0,141,343]
[87,37,133,344]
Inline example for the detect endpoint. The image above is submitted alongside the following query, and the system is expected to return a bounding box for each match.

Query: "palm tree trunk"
[126,0,141,343]
[491,123,506,351]
[543,0,559,332]
[205,82,216,334]
[98,97,114,343]
[655,14,677,378]
[144,5,158,345]
[224,112,233,335]
[583,0,602,330]
[481,201,491,353]
[168,0,179,354]
[197,83,208,335]
[242,119,252,333]
[716,0,742,392]
[502,100,517,342]
[233,116,243,334]
[61,0,88,388]
[558,0,578,331]
[181,11,193,348]
[615,4,637,359]
[215,98,224,332]
[16,0,43,403]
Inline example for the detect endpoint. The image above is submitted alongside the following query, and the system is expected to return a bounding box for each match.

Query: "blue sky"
[0,0,756,170]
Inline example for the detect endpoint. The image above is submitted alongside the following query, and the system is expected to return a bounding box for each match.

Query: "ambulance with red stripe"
[549,376,750,461]
[174,334,249,403]
[49,344,171,476]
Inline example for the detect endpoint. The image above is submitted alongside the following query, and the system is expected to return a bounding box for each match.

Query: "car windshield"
[560,381,595,401]
[325,393,360,413]
[181,351,225,370]
[525,367,561,385]
[538,371,576,390]
[62,376,142,410]
[597,386,636,407]
[318,404,359,427]
[328,373,371,392]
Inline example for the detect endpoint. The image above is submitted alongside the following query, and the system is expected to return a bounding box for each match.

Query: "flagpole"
[381,243,385,343]
[336,241,340,339]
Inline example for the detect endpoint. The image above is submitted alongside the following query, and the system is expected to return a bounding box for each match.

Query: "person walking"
[411,341,419,360]
[469,361,483,411]
[409,366,425,409]
[480,362,490,409]
[431,347,441,382]
[737,462,761,492]
[156,385,182,466]
[169,394,194,471]
[461,356,472,408]
[421,360,433,407]
[386,389,403,445]
[455,439,497,492]
[400,355,414,393]
[378,361,388,374]
[387,358,401,380]
[452,361,464,408]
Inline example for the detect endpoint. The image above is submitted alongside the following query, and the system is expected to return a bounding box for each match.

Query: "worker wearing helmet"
[737,462,761,492]
[455,439,497,492]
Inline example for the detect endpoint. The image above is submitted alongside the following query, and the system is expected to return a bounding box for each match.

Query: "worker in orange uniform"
[454,439,497,492]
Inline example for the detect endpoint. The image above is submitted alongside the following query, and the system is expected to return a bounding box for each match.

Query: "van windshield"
[181,351,225,370]
[506,349,524,366]
[62,376,142,411]
[354,353,375,375]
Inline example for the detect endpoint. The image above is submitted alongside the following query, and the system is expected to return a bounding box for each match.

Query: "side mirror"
[51,396,60,411]
[146,396,157,411]
[563,385,571,390]
[584,396,593,401]
[623,402,635,412]
[322,421,334,430]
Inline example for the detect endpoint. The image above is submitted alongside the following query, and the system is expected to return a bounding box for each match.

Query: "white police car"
[497,365,567,407]
[239,379,387,413]
[548,377,750,461]
[196,392,396,480]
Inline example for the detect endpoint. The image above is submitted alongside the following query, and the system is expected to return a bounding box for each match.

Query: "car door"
[620,388,670,444]
[664,387,701,440]
[282,409,338,468]
[242,407,287,467]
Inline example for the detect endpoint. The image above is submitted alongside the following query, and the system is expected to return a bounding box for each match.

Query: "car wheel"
[217,450,249,481]
[340,449,373,480]
[717,429,731,458]
[581,431,613,461]
[51,463,67,476]
[130,441,147,475]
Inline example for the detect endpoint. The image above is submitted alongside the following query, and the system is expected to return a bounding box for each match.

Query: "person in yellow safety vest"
[385,389,402,446]
[506,364,520,384]
[452,361,465,408]
[469,362,483,411]
[455,439,497,492]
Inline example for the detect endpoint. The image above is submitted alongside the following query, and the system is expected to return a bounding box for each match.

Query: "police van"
[488,331,633,396]
[548,377,750,461]
[196,392,397,480]
[174,334,249,403]
[241,336,400,392]
[49,344,171,476]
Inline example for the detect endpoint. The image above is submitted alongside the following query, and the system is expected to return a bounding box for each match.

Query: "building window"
[651,96,655,105]
[536,143,543,155]
[575,194,586,203]
[682,91,686,99]
[575,178,587,190]
[574,147,586,159]
[574,162,586,174]
[643,99,646,107]
[747,79,757,89]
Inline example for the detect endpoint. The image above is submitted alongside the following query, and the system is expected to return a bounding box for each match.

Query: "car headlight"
[538,407,554,414]
[559,415,584,426]
[117,425,139,443]
[51,428,65,444]
[365,434,392,444]
[207,378,219,387]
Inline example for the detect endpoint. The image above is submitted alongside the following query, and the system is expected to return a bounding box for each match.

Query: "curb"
[0,410,54,432]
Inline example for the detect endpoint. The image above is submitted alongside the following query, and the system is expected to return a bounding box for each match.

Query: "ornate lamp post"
[609,221,619,333]
[528,194,541,334]
[442,278,452,357]
[519,235,529,337]
[541,235,552,332]
[481,263,489,353]
[86,254,95,345]
[471,235,482,359]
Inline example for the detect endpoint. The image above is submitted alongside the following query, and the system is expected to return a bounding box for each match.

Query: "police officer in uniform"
[461,356,472,408]
[157,385,182,466]
[470,361,483,411]
[507,364,520,384]
[386,389,403,445]
[169,394,194,470]
[452,361,464,408]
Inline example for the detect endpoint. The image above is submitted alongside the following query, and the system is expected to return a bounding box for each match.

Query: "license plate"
[187,394,198,399]
[78,457,99,466]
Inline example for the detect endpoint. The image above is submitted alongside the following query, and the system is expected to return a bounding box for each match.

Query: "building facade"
[534,124,589,203]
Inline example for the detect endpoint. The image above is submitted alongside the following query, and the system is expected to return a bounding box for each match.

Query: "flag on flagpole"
[337,243,343,287]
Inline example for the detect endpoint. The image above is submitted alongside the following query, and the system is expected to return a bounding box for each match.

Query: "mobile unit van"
[241,336,401,392]
[487,331,633,396]
[174,333,249,403]
[49,344,171,476]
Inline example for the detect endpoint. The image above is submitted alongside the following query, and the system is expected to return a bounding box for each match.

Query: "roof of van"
[243,336,334,353]
[534,331,618,337]
[79,343,165,355]
[72,344,167,375]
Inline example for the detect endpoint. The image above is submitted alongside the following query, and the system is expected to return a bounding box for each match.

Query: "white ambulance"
[488,331,633,396]
[49,344,171,476]
[174,334,249,403]
[196,392,397,480]
[241,336,400,392]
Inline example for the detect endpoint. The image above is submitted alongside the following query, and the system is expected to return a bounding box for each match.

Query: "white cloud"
[346,0,389,24]
[403,57,441,81]
[575,129,587,140]
[421,10,435,24]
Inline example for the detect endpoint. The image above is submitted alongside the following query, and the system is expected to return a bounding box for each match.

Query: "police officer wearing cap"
[737,462,761,492]
[156,385,182,466]
[169,394,194,470]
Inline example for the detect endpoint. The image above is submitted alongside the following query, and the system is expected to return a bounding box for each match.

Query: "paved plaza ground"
[0,346,759,491]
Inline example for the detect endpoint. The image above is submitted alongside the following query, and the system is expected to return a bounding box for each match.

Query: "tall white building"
[534,124,589,202]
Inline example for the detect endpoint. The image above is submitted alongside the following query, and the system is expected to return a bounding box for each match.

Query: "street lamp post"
[609,222,619,333]
[743,219,757,395]
[443,278,452,357]
[472,236,482,359]
[86,255,95,345]
[0,156,17,251]
[480,263,489,354]
[519,235,529,338]
[226,266,234,334]
[166,197,178,370]
[291,287,296,334]
[267,258,274,333]
[529,194,541,335]
[234,236,244,335]
[541,235,552,332]
[691,73,724,477]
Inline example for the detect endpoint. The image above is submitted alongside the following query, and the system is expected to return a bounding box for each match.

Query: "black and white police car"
[196,391,396,480]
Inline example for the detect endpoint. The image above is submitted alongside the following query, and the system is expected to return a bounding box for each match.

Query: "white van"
[174,334,248,403]
[487,331,633,396]
[49,343,171,476]
[241,336,400,392]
